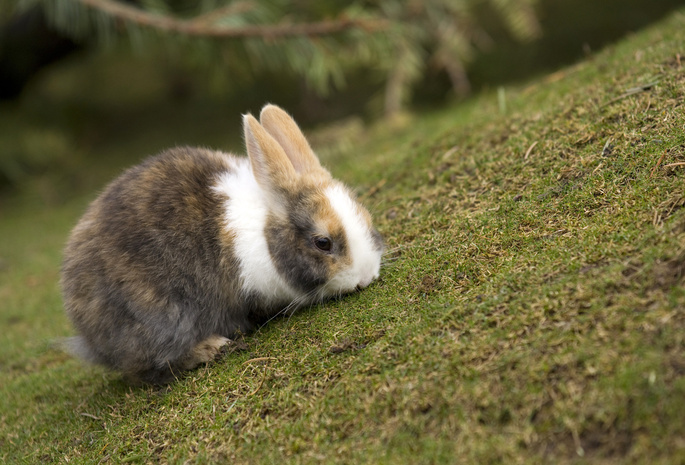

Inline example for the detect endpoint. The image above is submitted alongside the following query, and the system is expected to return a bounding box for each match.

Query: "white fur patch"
[213,157,300,306]
[324,184,382,294]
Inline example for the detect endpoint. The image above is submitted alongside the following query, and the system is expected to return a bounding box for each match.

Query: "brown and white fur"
[61,104,383,384]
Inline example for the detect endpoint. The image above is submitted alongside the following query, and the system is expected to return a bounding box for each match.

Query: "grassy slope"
[2,9,685,464]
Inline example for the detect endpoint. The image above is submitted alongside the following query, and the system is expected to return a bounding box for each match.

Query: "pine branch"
[75,0,388,38]
[191,1,254,26]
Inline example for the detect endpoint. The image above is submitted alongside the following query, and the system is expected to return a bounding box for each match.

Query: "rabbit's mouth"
[320,265,380,298]
[320,277,378,302]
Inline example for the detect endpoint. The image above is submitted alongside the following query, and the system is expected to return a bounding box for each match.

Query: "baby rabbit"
[61,104,383,384]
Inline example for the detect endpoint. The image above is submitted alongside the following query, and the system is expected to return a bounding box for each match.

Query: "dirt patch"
[418,274,438,295]
[328,339,366,354]
[536,418,636,460]
[652,248,685,289]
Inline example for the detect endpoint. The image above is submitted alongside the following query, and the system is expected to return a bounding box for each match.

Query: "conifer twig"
[191,1,254,26]
[76,0,387,38]
[650,149,668,178]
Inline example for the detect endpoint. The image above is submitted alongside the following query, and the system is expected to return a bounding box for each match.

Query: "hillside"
[1,8,684,464]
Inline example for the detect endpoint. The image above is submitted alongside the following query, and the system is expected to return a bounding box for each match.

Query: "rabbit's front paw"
[182,335,231,369]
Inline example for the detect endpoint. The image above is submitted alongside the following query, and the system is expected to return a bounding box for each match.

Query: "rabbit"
[61,104,383,384]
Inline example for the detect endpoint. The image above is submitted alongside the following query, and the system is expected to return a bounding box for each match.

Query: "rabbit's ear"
[259,104,324,175]
[243,113,297,193]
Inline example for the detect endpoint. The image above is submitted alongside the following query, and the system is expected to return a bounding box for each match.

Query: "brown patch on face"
[307,180,354,278]
[264,176,356,293]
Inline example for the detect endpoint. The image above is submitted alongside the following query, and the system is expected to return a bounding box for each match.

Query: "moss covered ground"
[1,9,685,464]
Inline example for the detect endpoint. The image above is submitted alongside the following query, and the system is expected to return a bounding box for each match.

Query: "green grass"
[2,9,685,464]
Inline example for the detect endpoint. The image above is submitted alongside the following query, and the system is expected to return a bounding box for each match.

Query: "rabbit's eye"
[313,236,332,252]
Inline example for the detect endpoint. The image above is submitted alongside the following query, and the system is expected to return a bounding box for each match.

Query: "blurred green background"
[0,0,683,206]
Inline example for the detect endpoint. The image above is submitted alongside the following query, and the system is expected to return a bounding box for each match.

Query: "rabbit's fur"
[61,105,383,384]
